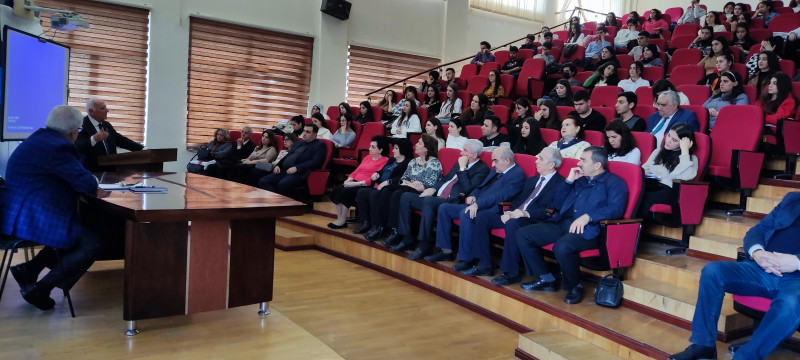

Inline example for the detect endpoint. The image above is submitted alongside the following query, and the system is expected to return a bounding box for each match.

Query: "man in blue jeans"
[669,192,800,360]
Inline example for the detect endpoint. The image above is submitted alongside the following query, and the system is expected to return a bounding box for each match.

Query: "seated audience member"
[549,79,575,106]
[615,18,640,51]
[618,61,651,93]
[392,140,489,257]
[2,105,101,311]
[418,70,441,95]
[331,114,357,149]
[698,37,731,74]
[427,146,525,269]
[652,80,691,106]
[443,67,457,86]
[310,113,332,140]
[425,118,446,150]
[690,26,714,57]
[201,128,233,165]
[698,54,734,94]
[470,41,495,66]
[543,31,557,46]
[327,136,390,229]
[639,123,698,220]
[389,99,422,138]
[641,44,664,67]
[783,30,800,66]
[445,117,469,150]
[628,31,652,60]
[461,94,494,126]
[745,38,783,76]
[310,102,330,120]
[377,135,443,247]
[727,2,744,26]
[533,42,555,67]
[734,10,752,28]
[604,12,620,28]
[791,0,800,12]
[206,126,255,179]
[520,34,537,50]
[436,83,462,124]
[391,86,422,118]
[729,24,755,56]
[548,116,591,159]
[605,120,642,165]
[512,118,547,156]
[748,51,779,97]
[703,71,748,129]
[648,91,701,145]
[594,46,621,71]
[354,101,374,125]
[517,146,627,304]
[565,23,585,44]
[483,70,505,104]
[477,148,566,285]
[627,11,642,27]
[643,9,669,38]
[753,0,778,26]
[569,90,607,131]
[338,102,353,119]
[534,98,562,130]
[258,123,326,199]
[677,0,708,26]
[615,91,647,131]
[722,2,736,19]
[421,86,442,115]
[583,27,611,67]
[508,98,534,146]
[760,72,798,128]
[246,133,296,186]
[583,62,620,92]
[378,90,397,120]
[230,129,278,184]
[501,46,526,78]
[561,62,582,87]
[668,192,800,360]
[357,139,414,238]
[77,97,144,172]
[703,11,727,33]
[479,116,511,149]
[280,115,306,138]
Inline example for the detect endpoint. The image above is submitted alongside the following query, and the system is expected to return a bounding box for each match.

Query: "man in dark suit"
[206,126,256,179]
[646,90,700,146]
[258,123,326,199]
[391,139,490,259]
[457,147,565,284]
[427,146,525,275]
[2,105,101,311]
[75,98,144,171]
[517,146,627,304]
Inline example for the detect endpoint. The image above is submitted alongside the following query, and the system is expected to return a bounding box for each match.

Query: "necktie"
[517,177,545,211]
[99,124,110,154]
[651,117,667,135]
[438,176,459,199]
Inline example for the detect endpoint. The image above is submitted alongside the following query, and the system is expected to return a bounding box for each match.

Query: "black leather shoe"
[390,240,414,253]
[564,285,584,304]
[406,248,431,260]
[451,260,473,271]
[461,265,494,276]
[10,263,37,290]
[327,222,347,229]
[364,226,384,241]
[668,344,717,360]
[521,278,559,292]
[424,251,455,262]
[19,283,55,311]
[381,229,402,247]
[491,273,521,286]
[353,222,371,234]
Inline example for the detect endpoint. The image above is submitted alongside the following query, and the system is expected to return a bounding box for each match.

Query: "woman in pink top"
[642,9,669,38]
[328,136,391,229]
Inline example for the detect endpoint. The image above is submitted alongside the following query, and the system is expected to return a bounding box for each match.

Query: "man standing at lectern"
[76,98,144,171]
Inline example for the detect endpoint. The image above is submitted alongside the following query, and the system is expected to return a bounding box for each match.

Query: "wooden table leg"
[228,218,275,308]
[187,219,230,314]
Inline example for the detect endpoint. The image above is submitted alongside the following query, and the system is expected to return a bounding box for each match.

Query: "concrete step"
[275,226,315,249]
[518,329,623,360]
[628,243,708,291]
[688,234,742,260]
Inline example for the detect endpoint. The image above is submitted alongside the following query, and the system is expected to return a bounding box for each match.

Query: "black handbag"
[594,274,623,308]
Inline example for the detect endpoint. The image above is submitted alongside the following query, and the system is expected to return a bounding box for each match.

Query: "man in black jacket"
[258,124,325,199]
[390,139,490,259]
[75,98,144,171]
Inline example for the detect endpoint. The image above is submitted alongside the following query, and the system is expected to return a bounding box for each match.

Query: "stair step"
[746,196,782,215]
[518,329,623,360]
[275,226,315,248]
[765,157,800,173]
[708,188,740,205]
[752,182,799,198]
[688,234,741,259]
[622,278,751,332]
[628,243,708,291]
[695,213,758,239]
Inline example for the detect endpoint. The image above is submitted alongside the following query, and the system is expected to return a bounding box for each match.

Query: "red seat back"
[250,132,262,146]
[709,105,763,177]
[749,29,772,44]
[541,128,560,145]
[514,153,539,177]
[584,130,605,146]
[716,31,733,42]
[480,150,493,168]
[478,62,501,77]
[574,71,594,85]
[325,119,338,134]
[668,35,696,50]
[743,85,758,105]
[779,60,795,77]
[466,125,483,139]
[665,7,684,22]
[608,161,643,219]
[461,63,478,78]
[583,21,597,35]
[684,104,710,134]
[370,105,383,122]
[590,86,623,107]
[229,130,242,143]
[417,107,429,123]
[515,58,546,97]
[730,63,747,84]
[438,147,461,174]
[677,85,711,105]
[326,106,340,122]
[593,107,617,125]
[631,131,656,164]
[556,106,575,121]
[499,74,515,99]
[319,139,333,169]
[633,104,656,121]
[750,17,765,29]
[457,90,471,110]
[517,48,534,59]
[491,105,510,124]
[768,13,800,32]
[557,158,578,179]
[467,75,489,96]
[494,50,510,66]
[670,65,705,86]
[641,66,664,82]
[617,54,633,71]
[779,119,800,154]
[561,45,586,66]
[274,135,284,152]
[693,132,712,181]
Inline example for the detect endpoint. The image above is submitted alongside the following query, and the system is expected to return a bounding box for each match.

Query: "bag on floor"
[594,273,623,308]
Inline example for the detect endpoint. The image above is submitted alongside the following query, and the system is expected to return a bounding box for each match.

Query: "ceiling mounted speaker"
[321,0,351,21]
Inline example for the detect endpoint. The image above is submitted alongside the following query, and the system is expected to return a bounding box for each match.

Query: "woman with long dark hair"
[619,61,650,92]
[641,44,664,67]
[445,117,469,149]
[703,71,748,129]
[354,101,374,125]
[425,118,446,150]
[482,70,505,104]
[698,37,731,74]
[421,86,442,115]
[760,72,798,127]
[534,99,561,130]
[230,129,278,183]
[639,123,698,219]
[604,120,641,165]
[603,12,619,28]
[378,90,396,120]
[729,24,755,55]
[512,117,547,156]
[698,53,734,94]
[389,98,422,138]
[703,11,727,33]
[328,136,391,229]
[566,22,585,44]
[435,83,462,125]
[507,97,533,146]
[549,79,575,106]
[643,9,669,37]
[583,61,620,92]
[748,51,779,97]
[332,113,357,149]
[355,139,414,236]
[311,113,332,140]
[460,93,493,125]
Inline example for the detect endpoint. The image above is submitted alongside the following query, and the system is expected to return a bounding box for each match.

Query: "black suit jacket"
[278,139,326,178]
[509,172,565,221]
[75,116,144,171]
[431,160,490,202]
[230,140,257,161]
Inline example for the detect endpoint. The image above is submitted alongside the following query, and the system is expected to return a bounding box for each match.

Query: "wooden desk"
[84,172,306,334]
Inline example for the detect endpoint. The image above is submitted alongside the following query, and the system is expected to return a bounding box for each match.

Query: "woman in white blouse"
[445,117,468,149]
[390,99,422,138]
[618,61,651,93]
[639,123,698,219]
[604,120,642,165]
[311,113,332,140]
[436,83,462,125]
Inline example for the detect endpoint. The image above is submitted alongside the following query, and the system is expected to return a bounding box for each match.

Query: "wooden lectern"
[97,148,177,172]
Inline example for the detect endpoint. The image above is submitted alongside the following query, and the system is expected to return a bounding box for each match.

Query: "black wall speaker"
[321,0,351,21]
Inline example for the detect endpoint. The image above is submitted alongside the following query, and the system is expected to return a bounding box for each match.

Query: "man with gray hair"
[389,139,490,259]
[516,146,627,304]
[426,146,525,273]
[76,97,144,171]
[646,90,700,146]
[2,105,101,311]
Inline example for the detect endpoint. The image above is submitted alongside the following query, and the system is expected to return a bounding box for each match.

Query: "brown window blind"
[347,45,440,106]
[36,0,149,142]
[186,17,314,148]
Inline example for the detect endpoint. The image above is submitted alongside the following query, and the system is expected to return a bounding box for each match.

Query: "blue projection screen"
[2,26,70,141]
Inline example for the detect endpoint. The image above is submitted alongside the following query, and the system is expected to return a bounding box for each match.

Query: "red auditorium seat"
[606,26,617,38]
[416,91,426,104]
[617,68,629,80]
[540,128,560,145]
[743,85,758,105]
[730,63,747,84]
[716,31,733,42]
[571,86,584,95]
[635,87,655,108]
[326,106,339,122]
[494,50,510,66]
[478,62,501,77]
[461,63,478,78]
[668,35,696,51]
[491,105,510,124]
[517,48,534,59]
[417,106,428,123]
[561,45,586,70]
[641,66,664,82]
[438,148,461,174]
[664,7,684,22]
[768,13,800,32]
[556,106,575,121]
[498,74,515,103]
[669,65,705,86]
[370,105,383,122]
[514,153,538,177]
[457,90,471,110]
[750,17,765,29]
[748,29,771,44]
[617,54,633,71]
[590,86,624,108]
[648,38,667,53]
[584,130,605,146]
[229,129,242,143]
[677,85,711,105]
[515,58,546,99]
[480,150,493,168]
[325,119,338,133]
[333,122,378,167]
[306,139,333,196]
[467,76,489,96]
[668,49,703,73]
[683,104,710,134]
[633,104,656,121]
[583,21,597,35]
[592,107,617,124]
[454,77,468,91]
[779,60,795,77]
[631,131,656,164]
[772,118,800,179]
[574,71,593,85]
[465,125,482,139]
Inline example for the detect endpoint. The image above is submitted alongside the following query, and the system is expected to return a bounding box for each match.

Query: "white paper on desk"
[99,183,129,191]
